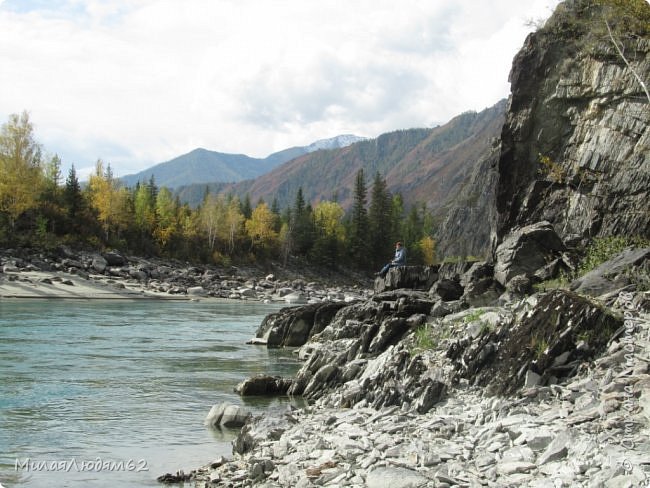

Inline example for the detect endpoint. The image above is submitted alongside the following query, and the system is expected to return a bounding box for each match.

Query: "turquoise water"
[0,299,300,487]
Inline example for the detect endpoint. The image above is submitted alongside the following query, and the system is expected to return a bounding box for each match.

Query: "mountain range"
[120,134,366,189]
[175,99,506,213]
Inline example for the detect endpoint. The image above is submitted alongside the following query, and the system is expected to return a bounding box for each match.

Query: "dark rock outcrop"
[495,0,650,243]
[254,301,349,347]
[373,265,438,293]
[235,375,292,396]
[430,278,464,301]
[494,221,565,286]
[435,146,501,260]
[448,289,622,394]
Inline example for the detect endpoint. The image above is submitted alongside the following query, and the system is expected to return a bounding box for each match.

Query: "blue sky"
[0,0,561,179]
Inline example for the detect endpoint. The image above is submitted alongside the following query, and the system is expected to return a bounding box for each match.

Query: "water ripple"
[0,300,296,487]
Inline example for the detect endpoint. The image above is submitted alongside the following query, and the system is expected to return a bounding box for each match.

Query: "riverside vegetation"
[0,113,440,273]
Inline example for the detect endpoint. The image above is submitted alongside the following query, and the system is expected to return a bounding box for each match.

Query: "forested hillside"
[177,100,505,212]
[122,135,366,189]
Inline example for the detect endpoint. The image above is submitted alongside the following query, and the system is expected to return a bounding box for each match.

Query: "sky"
[0,0,561,180]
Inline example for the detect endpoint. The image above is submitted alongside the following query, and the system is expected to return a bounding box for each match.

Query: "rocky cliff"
[496,0,650,244]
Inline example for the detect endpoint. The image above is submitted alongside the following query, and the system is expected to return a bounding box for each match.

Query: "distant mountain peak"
[305,134,367,153]
[121,134,367,189]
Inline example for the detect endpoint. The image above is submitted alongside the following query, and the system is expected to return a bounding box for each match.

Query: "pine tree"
[63,165,83,220]
[368,172,393,268]
[240,193,252,220]
[292,187,314,255]
[349,169,369,269]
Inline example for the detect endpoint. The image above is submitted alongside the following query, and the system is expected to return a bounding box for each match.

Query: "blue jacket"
[392,247,406,265]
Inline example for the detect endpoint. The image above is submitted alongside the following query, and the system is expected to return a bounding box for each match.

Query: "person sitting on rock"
[376,241,406,277]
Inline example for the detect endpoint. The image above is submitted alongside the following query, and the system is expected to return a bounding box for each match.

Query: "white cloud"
[0,0,560,178]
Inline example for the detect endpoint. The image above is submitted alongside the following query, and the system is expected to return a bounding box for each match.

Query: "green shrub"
[413,324,436,352]
[578,236,650,275]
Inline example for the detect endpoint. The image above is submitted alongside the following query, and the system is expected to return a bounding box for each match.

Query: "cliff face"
[435,146,500,259]
[495,0,650,244]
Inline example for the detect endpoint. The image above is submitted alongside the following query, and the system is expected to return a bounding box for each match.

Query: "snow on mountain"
[305,134,367,153]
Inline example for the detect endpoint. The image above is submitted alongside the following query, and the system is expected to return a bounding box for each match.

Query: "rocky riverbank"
[158,229,650,487]
[0,246,370,302]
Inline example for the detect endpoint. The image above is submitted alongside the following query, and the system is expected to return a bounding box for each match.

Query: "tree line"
[0,111,437,272]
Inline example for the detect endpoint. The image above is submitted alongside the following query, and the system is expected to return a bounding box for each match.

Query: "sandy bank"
[0,270,183,300]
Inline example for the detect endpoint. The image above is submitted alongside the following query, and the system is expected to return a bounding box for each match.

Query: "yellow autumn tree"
[0,111,43,230]
[245,202,278,254]
[88,159,130,241]
[419,236,436,265]
[313,200,345,239]
[154,187,178,249]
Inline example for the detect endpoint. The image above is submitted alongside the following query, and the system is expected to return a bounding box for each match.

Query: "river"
[0,299,300,487]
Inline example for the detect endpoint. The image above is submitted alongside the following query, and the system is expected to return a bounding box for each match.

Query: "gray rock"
[187,286,207,296]
[204,402,251,428]
[233,410,298,455]
[284,291,307,304]
[430,299,467,318]
[374,265,439,293]
[103,251,126,266]
[368,317,409,354]
[571,247,650,297]
[238,287,257,298]
[495,5,650,241]
[365,466,429,488]
[413,379,447,414]
[431,278,464,301]
[496,461,536,475]
[506,274,533,295]
[525,370,541,388]
[128,267,148,282]
[537,431,570,465]
[91,255,108,273]
[494,221,565,286]
[255,301,348,348]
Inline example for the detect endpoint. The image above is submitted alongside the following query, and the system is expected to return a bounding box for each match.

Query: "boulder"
[255,302,348,347]
[430,300,468,318]
[91,255,108,273]
[128,267,148,282]
[238,287,257,298]
[187,286,208,297]
[374,265,438,293]
[61,258,84,270]
[494,221,565,286]
[462,277,504,307]
[431,278,464,301]
[235,375,292,396]
[505,274,533,296]
[283,291,307,304]
[461,261,494,287]
[366,466,429,488]
[103,251,127,266]
[233,408,298,455]
[204,402,251,429]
